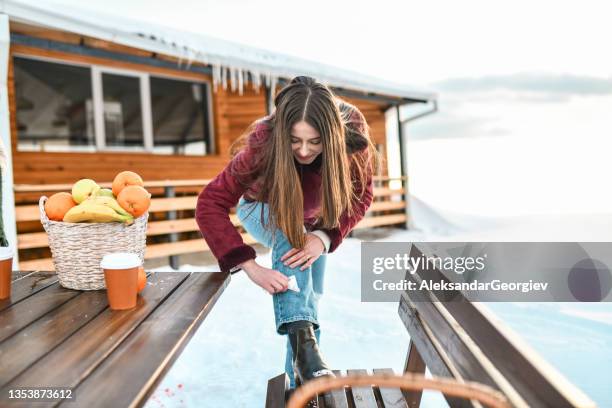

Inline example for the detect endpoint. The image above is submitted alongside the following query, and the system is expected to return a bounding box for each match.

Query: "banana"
[63,201,134,224]
[89,195,131,217]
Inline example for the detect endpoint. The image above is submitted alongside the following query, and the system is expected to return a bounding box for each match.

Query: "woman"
[196,76,378,387]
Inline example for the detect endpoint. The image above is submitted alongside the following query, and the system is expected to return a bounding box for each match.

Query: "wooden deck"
[0,270,229,407]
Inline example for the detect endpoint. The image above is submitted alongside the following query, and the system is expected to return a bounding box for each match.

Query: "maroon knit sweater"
[195,120,373,273]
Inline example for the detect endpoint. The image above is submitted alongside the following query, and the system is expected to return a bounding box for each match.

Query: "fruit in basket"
[72,179,100,203]
[112,171,144,197]
[63,200,134,224]
[90,195,131,217]
[44,192,77,221]
[117,185,151,218]
[137,266,147,293]
[98,188,115,198]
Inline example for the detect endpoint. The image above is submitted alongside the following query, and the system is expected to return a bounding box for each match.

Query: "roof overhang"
[1,0,436,104]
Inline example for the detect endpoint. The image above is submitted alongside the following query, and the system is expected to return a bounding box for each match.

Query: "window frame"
[12,53,214,155]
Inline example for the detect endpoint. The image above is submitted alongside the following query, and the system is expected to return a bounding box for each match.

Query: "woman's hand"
[281,233,325,271]
[240,259,289,295]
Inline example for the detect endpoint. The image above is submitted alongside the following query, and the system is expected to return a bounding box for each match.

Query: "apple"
[72,179,100,203]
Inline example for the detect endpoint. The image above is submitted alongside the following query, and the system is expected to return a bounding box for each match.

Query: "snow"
[143,197,611,407]
[1,0,434,100]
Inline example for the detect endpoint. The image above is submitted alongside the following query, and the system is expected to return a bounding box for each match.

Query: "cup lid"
[0,246,13,261]
[100,252,141,270]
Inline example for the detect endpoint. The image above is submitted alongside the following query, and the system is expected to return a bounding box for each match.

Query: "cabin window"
[13,55,214,155]
[100,72,145,150]
[13,57,95,152]
[150,76,210,155]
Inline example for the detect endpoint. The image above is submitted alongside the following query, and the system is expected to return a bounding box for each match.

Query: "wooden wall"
[8,27,390,195]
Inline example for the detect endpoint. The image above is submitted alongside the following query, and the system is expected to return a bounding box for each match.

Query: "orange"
[112,171,144,197]
[117,185,151,217]
[137,266,147,293]
[44,192,76,221]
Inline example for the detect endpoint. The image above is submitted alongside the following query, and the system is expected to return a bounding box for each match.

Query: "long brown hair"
[231,76,379,249]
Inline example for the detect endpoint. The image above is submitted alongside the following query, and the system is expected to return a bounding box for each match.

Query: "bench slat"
[16,196,200,222]
[17,231,48,249]
[355,214,407,229]
[399,289,503,392]
[13,179,211,192]
[322,370,349,408]
[398,297,475,408]
[372,368,408,408]
[146,215,240,236]
[144,234,256,259]
[17,215,242,249]
[404,244,595,408]
[373,188,404,197]
[18,233,257,270]
[347,369,378,407]
[59,271,228,408]
[2,273,189,402]
[149,196,197,212]
[265,373,289,408]
[368,201,405,212]
[403,341,426,407]
[18,258,54,271]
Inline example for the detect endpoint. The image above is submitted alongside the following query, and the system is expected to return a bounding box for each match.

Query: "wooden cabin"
[0,3,437,269]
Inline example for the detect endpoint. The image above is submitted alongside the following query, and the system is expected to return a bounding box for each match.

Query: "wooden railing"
[13,176,408,270]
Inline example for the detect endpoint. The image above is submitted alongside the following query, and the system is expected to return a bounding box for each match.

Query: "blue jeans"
[236,197,326,388]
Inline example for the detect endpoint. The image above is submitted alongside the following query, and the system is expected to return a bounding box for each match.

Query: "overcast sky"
[43,0,612,86]
[26,0,612,216]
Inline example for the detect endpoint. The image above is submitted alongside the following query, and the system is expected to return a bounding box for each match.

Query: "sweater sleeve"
[319,153,374,253]
[196,125,268,273]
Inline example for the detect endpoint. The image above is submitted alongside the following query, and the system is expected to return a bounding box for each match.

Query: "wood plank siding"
[7,24,394,265]
[8,24,389,188]
[8,58,387,190]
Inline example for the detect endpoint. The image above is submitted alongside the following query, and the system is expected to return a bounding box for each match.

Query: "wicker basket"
[39,196,148,290]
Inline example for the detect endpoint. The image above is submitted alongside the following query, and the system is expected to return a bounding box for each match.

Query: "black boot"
[287,321,335,384]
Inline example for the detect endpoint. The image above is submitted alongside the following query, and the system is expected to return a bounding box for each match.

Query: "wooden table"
[0,270,229,407]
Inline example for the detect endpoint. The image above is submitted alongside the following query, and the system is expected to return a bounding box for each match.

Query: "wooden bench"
[265,244,596,408]
[13,176,408,271]
[0,270,229,407]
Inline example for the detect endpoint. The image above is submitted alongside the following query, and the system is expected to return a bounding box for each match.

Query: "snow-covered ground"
[144,197,612,408]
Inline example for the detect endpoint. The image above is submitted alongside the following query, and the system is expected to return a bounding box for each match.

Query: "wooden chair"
[265,244,596,408]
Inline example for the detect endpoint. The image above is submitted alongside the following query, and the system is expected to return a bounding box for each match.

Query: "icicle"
[270,75,277,94]
[212,64,221,92]
[251,70,261,94]
[237,68,244,95]
[242,69,249,94]
[231,67,236,93]
[231,67,239,93]
[221,66,228,90]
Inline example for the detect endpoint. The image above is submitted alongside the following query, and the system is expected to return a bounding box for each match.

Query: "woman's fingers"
[300,256,317,271]
[274,271,289,287]
[288,253,309,269]
[276,277,289,291]
[284,251,307,267]
[281,248,299,262]
[269,280,284,294]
